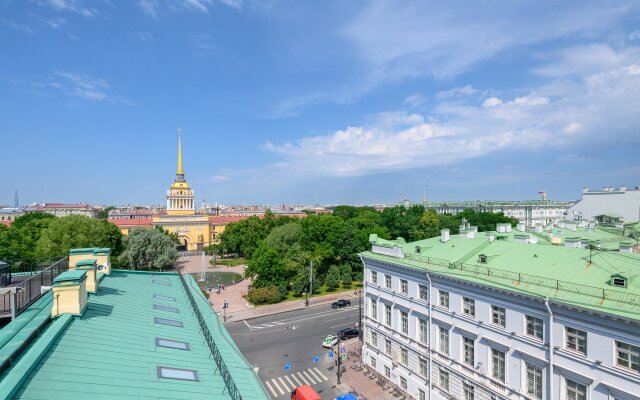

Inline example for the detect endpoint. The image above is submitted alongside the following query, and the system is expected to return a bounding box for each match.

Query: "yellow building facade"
[152,129,212,251]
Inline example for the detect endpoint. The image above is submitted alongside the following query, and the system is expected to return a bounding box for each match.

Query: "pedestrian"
[222,283,225,290]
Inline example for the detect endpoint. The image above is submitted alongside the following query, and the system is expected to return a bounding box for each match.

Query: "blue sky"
[1,0,640,206]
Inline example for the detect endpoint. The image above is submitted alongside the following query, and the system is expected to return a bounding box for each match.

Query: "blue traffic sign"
[328,351,334,359]
[284,362,292,371]
[313,355,319,364]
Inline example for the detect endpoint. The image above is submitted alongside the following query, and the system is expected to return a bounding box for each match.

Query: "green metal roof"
[0,270,268,399]
[69,248,96,255]
[365,235,640,321]
[74,259,97,267]
[53,270,87,284]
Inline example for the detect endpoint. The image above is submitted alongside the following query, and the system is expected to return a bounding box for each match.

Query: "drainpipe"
[544,299,553,400]
[425,272,433,400]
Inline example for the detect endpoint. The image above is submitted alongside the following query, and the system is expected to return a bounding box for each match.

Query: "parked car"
[322,335,339,348]
[338,327,360,340]
[331,299,351,308]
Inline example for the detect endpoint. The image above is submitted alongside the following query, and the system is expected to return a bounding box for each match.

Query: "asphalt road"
[226,303,362,399]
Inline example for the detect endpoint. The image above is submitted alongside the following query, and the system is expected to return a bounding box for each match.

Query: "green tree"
[380,205,425,239]
[154,225,181,246]
[96,206,116,219]
[35,216,123,258]
[410,209,441,240]
[264,222,302,256]
[219,216,268,258]
[245,242,295,288]
[340,264,353,288]
[118,227,178,270]
[325,265,340,290]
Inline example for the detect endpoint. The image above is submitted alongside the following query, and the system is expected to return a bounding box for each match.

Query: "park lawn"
[212,257,246,267]
[282,282,363,303]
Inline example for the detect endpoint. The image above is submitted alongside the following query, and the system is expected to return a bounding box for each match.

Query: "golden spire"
[177,128,184,176]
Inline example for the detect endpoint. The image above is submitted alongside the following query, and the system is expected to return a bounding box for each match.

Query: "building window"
[566,379,586,400]
[419,319,428,343]
[565,327,587,355]
[156,338,190,351]
[419,358,427,377]
[439,290,449,308]
[385,274,392,289]
[438,326,449,354]
[439,368,449,391]
[371,270,377,284]
[385,304,392,326]
[616,341,640,373]
[371,299,377,320]
[491,306,506,327]
[419,389,426,400]
[526,316,544,340]
[371,331,378,347]
[385,339,392,355]
[463,382,474,400]
[384,366,391,378]
[401,310,408,334]
[371,357,377,369]
[401,347,408,365]
[463,337,475,366]
[491,348,506,383]
[419,284,428,301]
[157,366,199,382]
[463,297,475,317]
[526,362,543,400]
[401,279,408,294]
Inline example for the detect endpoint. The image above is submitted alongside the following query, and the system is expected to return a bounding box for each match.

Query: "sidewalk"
[176,254,362,322]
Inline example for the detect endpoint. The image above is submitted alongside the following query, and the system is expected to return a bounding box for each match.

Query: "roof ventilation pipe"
[51,270,89,318]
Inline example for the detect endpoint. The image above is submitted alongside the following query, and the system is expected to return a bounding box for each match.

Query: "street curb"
[226,292,361,323]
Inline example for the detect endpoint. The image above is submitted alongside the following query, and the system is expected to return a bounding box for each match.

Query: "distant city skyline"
[1,1,639,205]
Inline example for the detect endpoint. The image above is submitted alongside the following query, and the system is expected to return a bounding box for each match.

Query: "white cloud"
[629,30,640,41]
[1,18,35,33]
[36,0,95,17]
[138,0,159,18]
[403,94,426,107]
[209,175,231,183]
[436,85,478,99]
[264,45,640,177]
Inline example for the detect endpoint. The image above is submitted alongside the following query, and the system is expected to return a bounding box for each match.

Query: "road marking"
[278,376,290,392]
[306,367,322,382]
[312,367,328,381]
[264,380,278,398]
[246,307,358,330]
[300,369,317,384]
[243,320,253,331]
[291,372,303,386]
[284,375,296,389]
[271,377,285,395]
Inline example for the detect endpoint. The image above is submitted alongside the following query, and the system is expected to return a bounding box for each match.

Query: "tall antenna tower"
[14,190,19,208]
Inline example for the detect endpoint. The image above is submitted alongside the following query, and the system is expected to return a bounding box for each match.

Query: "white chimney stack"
[441,228,450,243]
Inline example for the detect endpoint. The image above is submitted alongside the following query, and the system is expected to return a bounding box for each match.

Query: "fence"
[178,273,242,400]
[0,257,68,317]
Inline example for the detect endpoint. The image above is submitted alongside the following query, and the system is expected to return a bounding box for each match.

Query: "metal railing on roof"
[0,257,68,317]
[395,253,640,307]
[178,273,242,400]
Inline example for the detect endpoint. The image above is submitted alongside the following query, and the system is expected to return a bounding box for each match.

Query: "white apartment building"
[361,230,640,400]
[567,186,640,223]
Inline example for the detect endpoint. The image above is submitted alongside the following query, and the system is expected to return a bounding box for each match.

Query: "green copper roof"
[365,234,640,320]
[53,270,87,284]
[69,248,96,255]
[74,259,97,267]
[0,270,267,399]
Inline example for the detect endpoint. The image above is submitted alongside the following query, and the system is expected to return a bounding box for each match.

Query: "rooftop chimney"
[440,228,450,243]
[516,223,525,232]
[52,270,88,317]
[74,258,98,294]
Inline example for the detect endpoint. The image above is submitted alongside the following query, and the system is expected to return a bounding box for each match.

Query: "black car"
[331,299,351,308]
[339,327,360,340]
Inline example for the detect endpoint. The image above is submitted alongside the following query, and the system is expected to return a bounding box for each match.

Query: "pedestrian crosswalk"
[263,367,328,398]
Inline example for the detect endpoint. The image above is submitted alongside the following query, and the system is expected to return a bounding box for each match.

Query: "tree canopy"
[118,227,178,270]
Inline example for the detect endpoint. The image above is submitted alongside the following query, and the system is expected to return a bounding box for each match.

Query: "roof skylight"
[154,304,179,313]
[152,279,171,286]
[154,317,183,327]
[157,366,199,381]
[154,294,176,302]
[156,338,190,351]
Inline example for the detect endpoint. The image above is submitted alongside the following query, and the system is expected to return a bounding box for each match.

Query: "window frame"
[526,315,544,341]
[439,368,449,391]
[438,326,449,354]
[385,274,392,289]
[439,290,449,308]
[371,270,377,284]
[157,366,199,382]
[525,362,543,400]
[156,338,190,351]
[154,317,183,327]
[615,340,640,373]
[463,297,475,317]
[401,310,408,334]
[400,347,408,365]
[565,326,587,355]
[491,348,506,383]
[491,305,506,328]
[418,284,428,301]
[385,304,392,326]
[565,378,587,400]
[463,336,475,366]
[400,279,408,294]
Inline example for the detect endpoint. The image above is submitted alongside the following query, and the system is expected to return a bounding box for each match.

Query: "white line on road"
[284,375,296,390]
[271,377,285,396]
[278,377,290,392]
[312,367,328,381]
[300,369,317,385]
[243,320,253,331]
[247,307,358,329]
[291,372,303,386]
[264,380,278,398]
[306,368,322,382]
